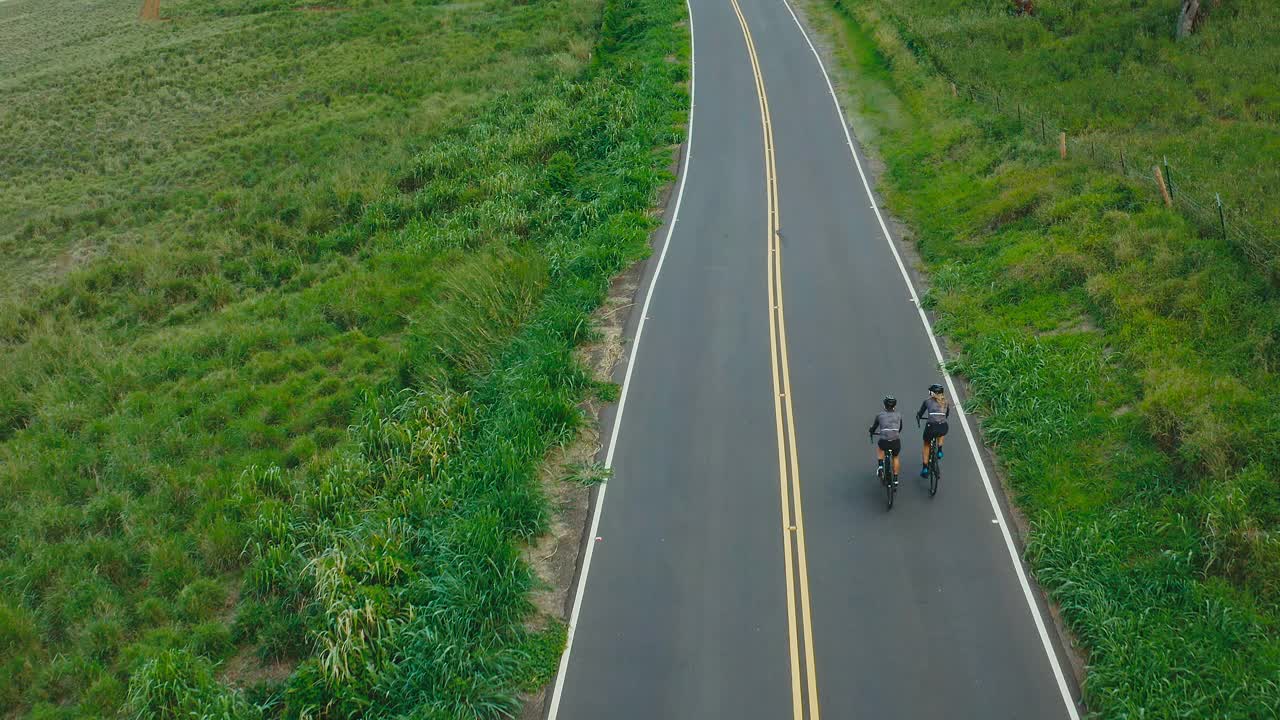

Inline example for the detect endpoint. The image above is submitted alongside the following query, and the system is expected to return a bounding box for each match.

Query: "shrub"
[124,649,258,720]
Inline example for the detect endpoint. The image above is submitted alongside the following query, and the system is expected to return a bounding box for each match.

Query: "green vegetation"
[804,0,1280,715]
[0,0,688,715]
[870,0,1280,270]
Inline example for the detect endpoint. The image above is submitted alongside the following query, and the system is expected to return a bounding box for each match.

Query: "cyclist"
[916,383,950,477]
[868,395,903,480]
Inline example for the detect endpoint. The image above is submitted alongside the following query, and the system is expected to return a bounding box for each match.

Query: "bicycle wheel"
[885,452,896,510]
[929,440,940,496]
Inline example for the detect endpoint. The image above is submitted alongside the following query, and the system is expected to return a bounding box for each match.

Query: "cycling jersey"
[868,410,903,441]
[916,397,950,426]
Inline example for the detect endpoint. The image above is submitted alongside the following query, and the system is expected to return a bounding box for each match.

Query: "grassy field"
[865,0,1280,272]
[0,0,687,715]
[802,0,1280,715]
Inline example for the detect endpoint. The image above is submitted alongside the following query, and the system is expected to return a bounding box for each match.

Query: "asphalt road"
[546,0,1083,717]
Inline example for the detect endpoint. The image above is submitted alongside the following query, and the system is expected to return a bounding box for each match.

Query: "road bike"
[926,432,941,497]
[919,419,942,497]
[874,440,899,510]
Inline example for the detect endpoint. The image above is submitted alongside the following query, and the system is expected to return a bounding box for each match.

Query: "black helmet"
[928,383,945,394]
[883,395,897,409]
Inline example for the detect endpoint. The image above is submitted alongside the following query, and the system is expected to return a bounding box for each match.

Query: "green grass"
[863,0,1280,270]
[804,0,1280,715]
[0,0,688,715]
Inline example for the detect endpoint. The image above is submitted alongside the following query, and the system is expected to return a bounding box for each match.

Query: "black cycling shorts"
[923,422,949,442]
[877,438,902,454]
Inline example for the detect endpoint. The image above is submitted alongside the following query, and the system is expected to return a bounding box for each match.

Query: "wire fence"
[876,7,1279,272]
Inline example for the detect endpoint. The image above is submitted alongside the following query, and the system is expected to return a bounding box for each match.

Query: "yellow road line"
[737,0,803,713]
[727,0,821,717]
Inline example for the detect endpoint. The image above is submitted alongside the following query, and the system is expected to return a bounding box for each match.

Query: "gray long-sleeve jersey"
[916,396,951,425]
[868,410,903,441]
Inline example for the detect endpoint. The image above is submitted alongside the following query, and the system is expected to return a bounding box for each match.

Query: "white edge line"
[775,1,1082,718]
[544,1,696,717]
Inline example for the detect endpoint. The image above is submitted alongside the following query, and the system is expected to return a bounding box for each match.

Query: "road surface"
[546,0,1083,717]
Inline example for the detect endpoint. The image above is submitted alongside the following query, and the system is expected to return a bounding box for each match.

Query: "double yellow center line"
[727,1,821,718]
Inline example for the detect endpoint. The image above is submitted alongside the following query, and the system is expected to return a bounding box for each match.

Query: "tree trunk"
[1177,0,1201,38]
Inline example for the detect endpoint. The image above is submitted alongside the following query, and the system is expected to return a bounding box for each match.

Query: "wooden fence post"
[1154,166,1173,207]
[1059,132,1067,159]
[950,82,958,98]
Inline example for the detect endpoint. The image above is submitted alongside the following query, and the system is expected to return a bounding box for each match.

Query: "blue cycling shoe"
[937,449,944,459]
[919,466,929,478]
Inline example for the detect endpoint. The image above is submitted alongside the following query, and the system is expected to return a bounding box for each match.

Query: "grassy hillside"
[0,0,688,715]
[872,0,1280,272]
[803,0,1280,715]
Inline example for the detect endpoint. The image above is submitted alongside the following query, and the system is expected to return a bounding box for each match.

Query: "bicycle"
[873,437,899,510]
[927,433,941,496]
[920,419,941,497]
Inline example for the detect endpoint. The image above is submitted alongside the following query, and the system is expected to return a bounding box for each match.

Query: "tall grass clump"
[0,0,688,715]
[804,0,1280,714]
